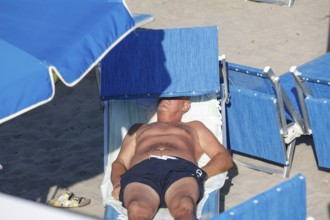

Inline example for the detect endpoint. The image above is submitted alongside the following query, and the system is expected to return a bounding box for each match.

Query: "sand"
[0,0,329,219]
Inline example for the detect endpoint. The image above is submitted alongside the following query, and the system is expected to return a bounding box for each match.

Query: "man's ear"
[182,101,191,112]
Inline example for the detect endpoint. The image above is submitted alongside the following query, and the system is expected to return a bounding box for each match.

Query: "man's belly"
[129,144,197,168]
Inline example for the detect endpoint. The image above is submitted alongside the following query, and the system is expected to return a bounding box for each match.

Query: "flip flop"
[47,191,91,208]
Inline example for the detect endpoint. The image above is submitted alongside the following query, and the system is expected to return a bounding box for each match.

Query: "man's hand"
[112,184,121,200]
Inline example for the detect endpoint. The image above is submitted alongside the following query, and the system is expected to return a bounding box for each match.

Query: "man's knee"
[123,182,160,219]
[126,200,157,220]
[168,196,197,219]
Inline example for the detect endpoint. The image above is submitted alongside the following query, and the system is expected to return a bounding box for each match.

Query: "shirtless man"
[111,97,233,220]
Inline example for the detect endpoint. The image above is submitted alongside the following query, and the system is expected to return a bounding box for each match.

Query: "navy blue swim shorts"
[119,155,207,208]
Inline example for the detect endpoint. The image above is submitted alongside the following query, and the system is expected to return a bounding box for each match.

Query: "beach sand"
[0,0,329,219]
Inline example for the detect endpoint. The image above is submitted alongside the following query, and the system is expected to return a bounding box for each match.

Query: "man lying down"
[111,96,233,220]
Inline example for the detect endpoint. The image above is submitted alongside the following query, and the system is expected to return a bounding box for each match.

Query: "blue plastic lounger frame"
[0,0,153,124]
[220,56,305,178]
[281,52,330,169]
[212,174,306,220]
[101,26,222,219]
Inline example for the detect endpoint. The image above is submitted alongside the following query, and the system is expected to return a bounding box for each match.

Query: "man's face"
[157,97,190,114]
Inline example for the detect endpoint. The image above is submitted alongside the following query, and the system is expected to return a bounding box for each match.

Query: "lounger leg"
[233,158,283,175]
[92,65,104,111]
[283,139,296,178]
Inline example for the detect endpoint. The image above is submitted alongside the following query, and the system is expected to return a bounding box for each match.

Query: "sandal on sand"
[47,191,91,208]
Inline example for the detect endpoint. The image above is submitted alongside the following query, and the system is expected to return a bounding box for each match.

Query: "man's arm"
[191,121,233,178]
[110,123,143,199]
[111,160,127,199]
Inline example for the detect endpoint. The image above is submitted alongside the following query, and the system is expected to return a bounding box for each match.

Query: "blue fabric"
[212,174,306,220]
[199,190,220,219]
[104,205,118,220]
[100,26,220,100]
[281,52,330,107]
[306,81,330,99]
[0,0,134,84]
[306,97,330,168]
[281,52,330,110]
[0,39,52,120]
[297,52,330,84]
[280,73,302,116]
[225,63,286,165]
[0,0,137,123]
[226,63,275,94]
[226,87,285,164]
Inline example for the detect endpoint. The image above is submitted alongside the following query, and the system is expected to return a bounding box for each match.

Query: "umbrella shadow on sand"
[0,72,103,205]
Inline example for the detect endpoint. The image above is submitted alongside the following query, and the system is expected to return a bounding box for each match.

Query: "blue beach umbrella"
[0,0,152,124]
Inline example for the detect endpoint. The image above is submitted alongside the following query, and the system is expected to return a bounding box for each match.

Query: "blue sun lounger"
[213,174,306,220]
[100,26,227,219]
[220,57,305,178]
[281,52,330,169]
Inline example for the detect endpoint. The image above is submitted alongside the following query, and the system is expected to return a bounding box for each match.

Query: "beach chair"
[100,26,227,219]
[220,57,305,178]
[281,52,330,169]
[212,174,306,220]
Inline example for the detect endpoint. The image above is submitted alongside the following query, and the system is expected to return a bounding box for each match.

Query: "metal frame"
[103,100,110,169]
[220,55,229,149]
[289,66,313,134]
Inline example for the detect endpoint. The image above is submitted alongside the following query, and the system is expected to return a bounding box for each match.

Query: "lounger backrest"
[304,98,330,168]
[226,63,275,95]
[100,26,220,100]
[224,62,286,165]
[295,53,330,168]
[212,174,306,220]
[298,52,330,99]
[280,53,330,169]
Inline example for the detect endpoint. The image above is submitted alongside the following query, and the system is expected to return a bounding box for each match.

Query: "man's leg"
[123,182,160,220]
[165,177,200,220]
